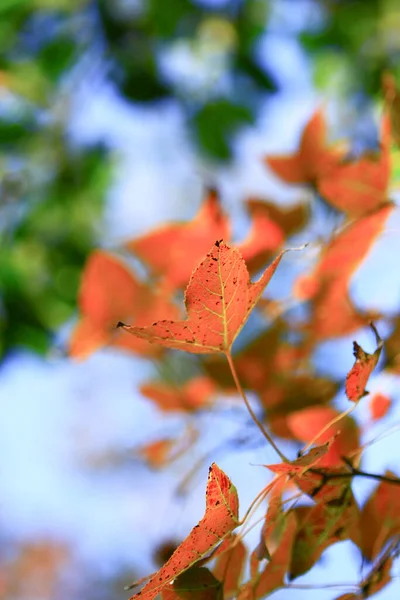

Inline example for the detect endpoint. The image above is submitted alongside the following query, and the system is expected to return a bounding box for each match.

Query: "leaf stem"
[225,352,288,462]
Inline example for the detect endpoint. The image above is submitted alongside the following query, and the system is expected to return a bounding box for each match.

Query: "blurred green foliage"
[1,0,400,358]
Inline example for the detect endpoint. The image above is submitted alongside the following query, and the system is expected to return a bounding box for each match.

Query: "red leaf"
[295,204,393,340]
[368,393,392,421]
[129,464,239,600]
[286,406,360,467]
[237,199,308,273]
[120,241,296,355]
[126,189,230,291]
[265,109,342,185]
[318,114,391,217]
[345,324,383,402]
[69,251,179,359]
[358,472,400,561]
[267,440,334,475]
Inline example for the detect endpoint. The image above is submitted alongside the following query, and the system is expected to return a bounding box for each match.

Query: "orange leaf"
[237,199,308,273]
[368,393,392,421]
[238,513,297,600]
[296,204,393,340]
[255,475,286,560]
[69,251,179,359]
[126,189,230,291]
[213,535,246,598]
[140,376,216,412]
[286,406,360,467]
[265,109,342,185]
[318,113,391,217]
[129,463,239,600]
[345,323,383,402]
[120,241,295,355]
[267,440,334,476]
[359,472,400,561]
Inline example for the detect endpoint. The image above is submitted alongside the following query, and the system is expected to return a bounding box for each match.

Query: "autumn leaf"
[345,323,383,402]
[265,108,342,184]
[289,483,359,580]
[69,251,179,359]
[255,475,286,560]
[286,406,360,467]
[119,241,296,355]
[368,393,391,421]
[318,114,391,217]
[137,427,198,469]
[238,513,297,600]
[212,535,246,598]
[129,463,239,600]
[358,473,400,561]
[267,440,334,476]
[295,204,393,340]
[140,376,216,412]
[237,199,308,273]
[161,567,223,600]
[126,188,230,291]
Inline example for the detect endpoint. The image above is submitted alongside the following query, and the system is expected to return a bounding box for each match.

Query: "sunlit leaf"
[129,463,239,600]
[120,241,295,355]
[345,324,383,402]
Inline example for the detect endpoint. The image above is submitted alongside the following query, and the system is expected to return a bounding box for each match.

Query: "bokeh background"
[1,0,400,598]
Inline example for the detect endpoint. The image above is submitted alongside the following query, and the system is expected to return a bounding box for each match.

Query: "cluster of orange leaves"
[69,97,400,599]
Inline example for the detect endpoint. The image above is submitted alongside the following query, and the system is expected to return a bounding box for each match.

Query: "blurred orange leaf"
[140,376,216,412]
[359,472,400,561]
[265,109,342,185]
[126,189,230,291]
[287,406,360,467]
[69,251,179,359]
[368,393,392,421]
[318,114,391,217]
[237,199,308,273]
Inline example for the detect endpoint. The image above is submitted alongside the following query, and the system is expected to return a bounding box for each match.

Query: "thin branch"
[225,352,288,462]
[310,466,400,487]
